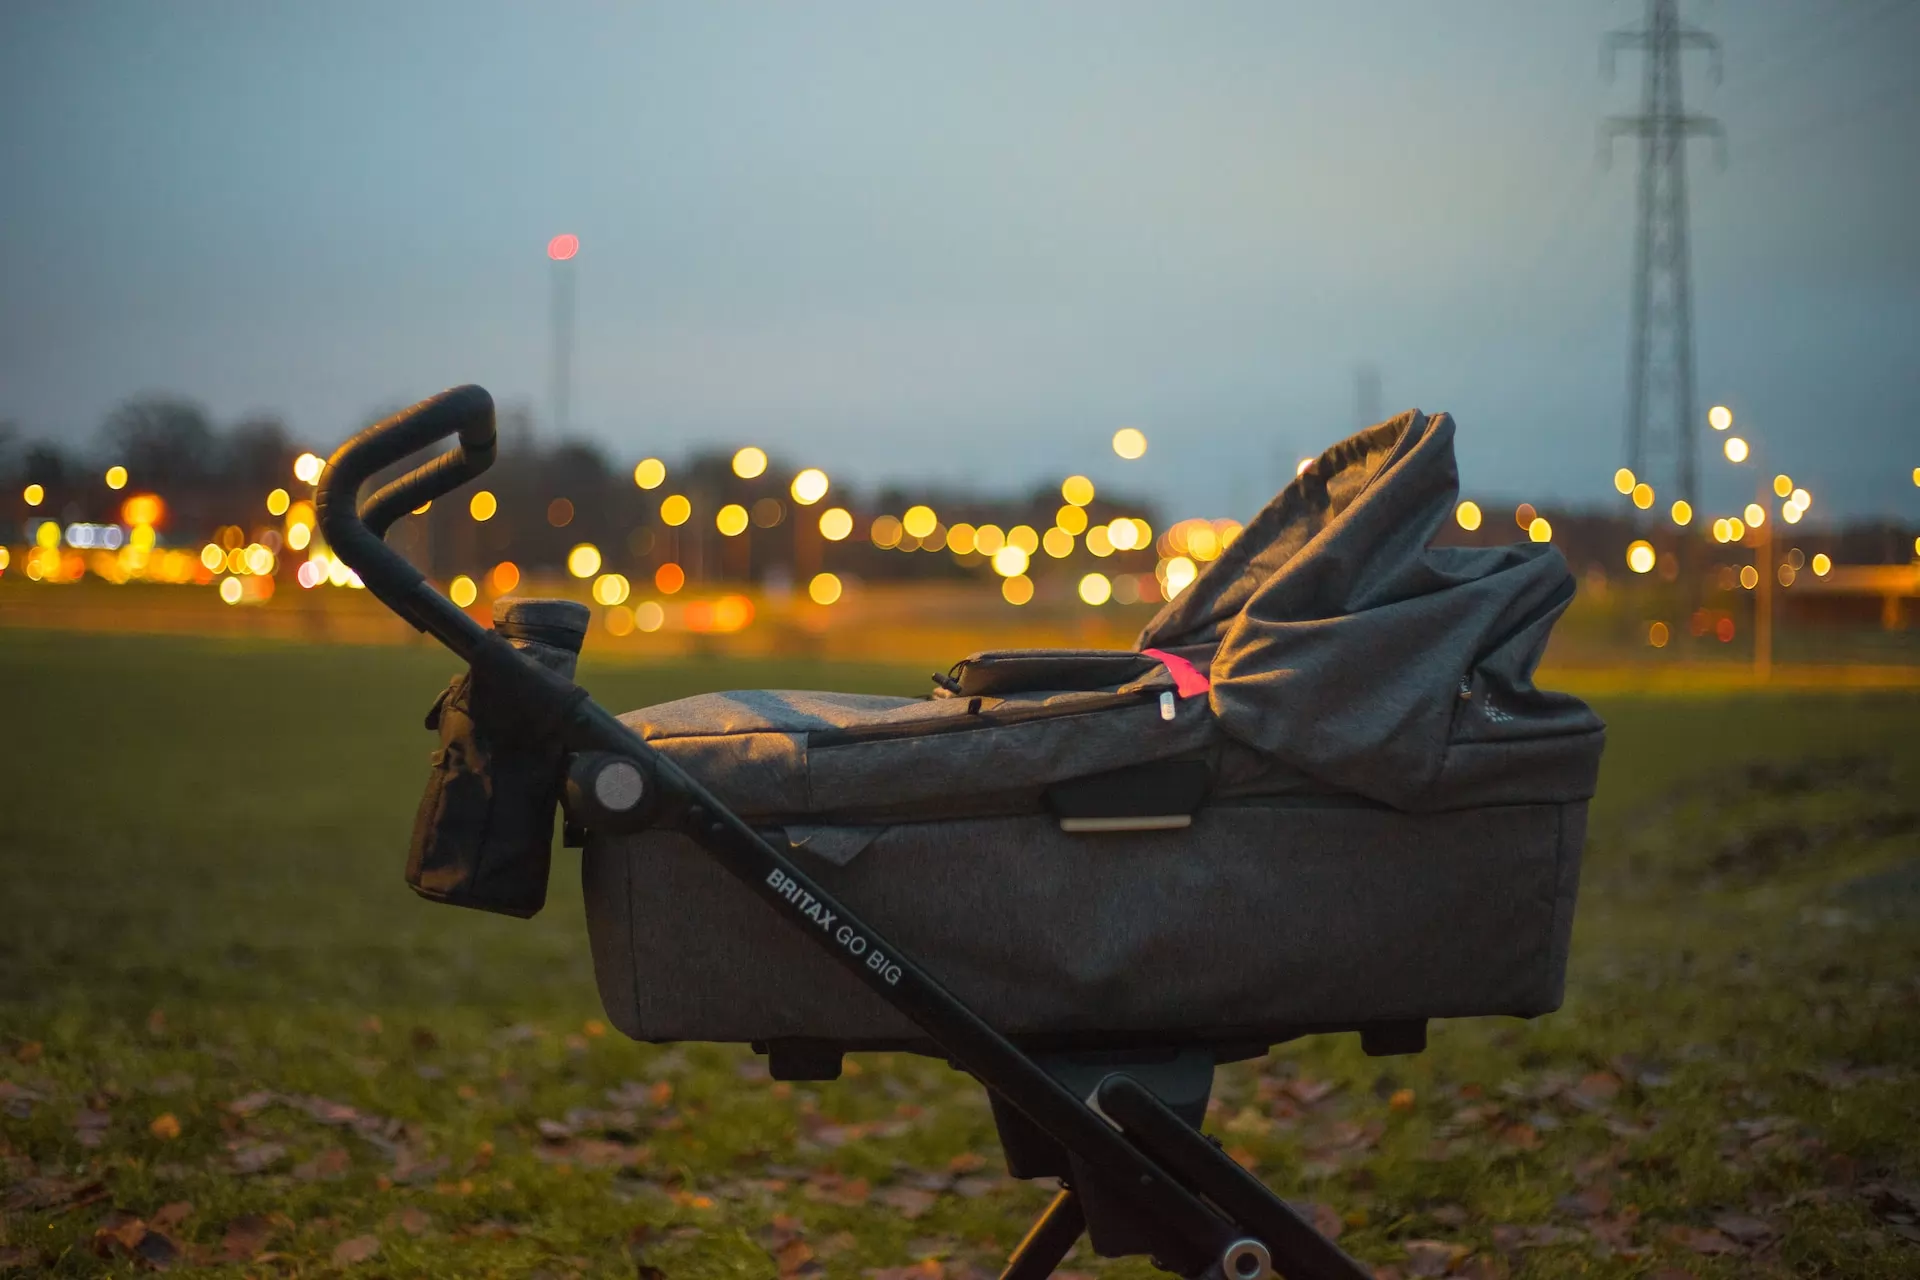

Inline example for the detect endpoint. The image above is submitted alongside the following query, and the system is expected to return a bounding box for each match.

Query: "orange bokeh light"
[120,493,166,527]
[490,561,521,594]
[654,562,686,594]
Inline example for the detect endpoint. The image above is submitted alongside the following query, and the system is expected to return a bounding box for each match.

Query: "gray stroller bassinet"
[324,388,1602,1280]
[582,408,1602,1053]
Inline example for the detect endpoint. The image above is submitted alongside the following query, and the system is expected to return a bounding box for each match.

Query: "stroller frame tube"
[318,386,1368,1280]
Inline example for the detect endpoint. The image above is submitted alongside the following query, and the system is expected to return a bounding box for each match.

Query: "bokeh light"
[1078,572,1113,605]
[592,573,630,606]
[1514,503,1537,529]
[1626,540,1655,574]
[1727,517,1746,541]
[1061,476,1094,507]
[1724,436,1749,463]
[992,545,1030,577]
[716,503,750,537]
[491,561,521,594]
[660,494,691,526]
[1455,501,1482,531]
[1744,503,1765,527]
[1670,500,1692,526]
[23,483,44,507]
[791,468,829,505]
[1042,527,1074,558]
[1112,428,1147,460]
[105,466,128,490]
[871,515,903,549]
[819,507,853,541]
[1107,518,1140,551]
[1812,553,1832,577]
[732,447,768,479]
[1708,405,1733,431]
[218,576,243,604]
[635,601,666,632]
[902,505,938,539]
[469,490,497,521]
[1613,468,1635,495]
[1648,621,1670,648]
[1085,525,1114,557]
[633,458,666,489]
[1528,517,1552,543]
[449,575,478,608]
[946,522,977,554]
[604,605,635,636]
[1631,483,1654,510]
[547,234,579,261]
[655,562,685,594]
[293,453,324,485]
[808,572,843,605]
[1001,574,1034,605]
[567,543,602,578]
[1739,565,1760,590]
[1056,505,1088,535]
[973,524,1006,556]
[1160,555,1198,598]
[1773,474,1793,498]
[547,497,574,527]
[1008,525,1040,555]
[1790,487,1810,510]
[267,488,290,516]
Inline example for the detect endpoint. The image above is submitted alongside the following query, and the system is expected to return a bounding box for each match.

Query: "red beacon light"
[547,234,580,261]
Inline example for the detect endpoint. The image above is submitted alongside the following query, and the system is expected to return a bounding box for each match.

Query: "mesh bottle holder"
[405,599,590,918]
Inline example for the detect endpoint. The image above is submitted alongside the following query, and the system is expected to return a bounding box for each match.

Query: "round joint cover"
[1221,1240,1272,1280]
[592,759,646,812]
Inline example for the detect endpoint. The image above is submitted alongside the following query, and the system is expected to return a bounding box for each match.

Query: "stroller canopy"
[625,410,1603,826]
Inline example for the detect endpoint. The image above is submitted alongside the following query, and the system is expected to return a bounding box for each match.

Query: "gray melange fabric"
[580,410,1605,1045]
[1139,409,1603,810]
[583,800,1588,1044]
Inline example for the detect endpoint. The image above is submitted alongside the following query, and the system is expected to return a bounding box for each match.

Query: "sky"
[2,1,1916,523]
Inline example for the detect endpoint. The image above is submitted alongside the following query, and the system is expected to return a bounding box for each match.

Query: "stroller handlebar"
[315,384,500,661]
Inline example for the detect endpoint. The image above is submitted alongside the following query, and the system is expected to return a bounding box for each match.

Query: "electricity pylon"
[1602,0,1725,510]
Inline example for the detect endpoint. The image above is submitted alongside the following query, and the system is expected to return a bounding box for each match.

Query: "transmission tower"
[1602,0,1725,509]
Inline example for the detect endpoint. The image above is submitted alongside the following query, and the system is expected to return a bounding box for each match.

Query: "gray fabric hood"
[1138,409,1602,810]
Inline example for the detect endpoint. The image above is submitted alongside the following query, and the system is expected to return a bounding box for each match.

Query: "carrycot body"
[582,411,1604,1050]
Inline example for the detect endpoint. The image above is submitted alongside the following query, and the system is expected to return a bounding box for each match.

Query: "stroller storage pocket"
[406,599,588,918]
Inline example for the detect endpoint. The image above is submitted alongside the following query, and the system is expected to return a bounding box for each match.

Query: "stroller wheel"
[1220,1239,1272,1280]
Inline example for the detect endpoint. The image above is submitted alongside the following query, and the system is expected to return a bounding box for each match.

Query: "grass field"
[2,630,1917,1278]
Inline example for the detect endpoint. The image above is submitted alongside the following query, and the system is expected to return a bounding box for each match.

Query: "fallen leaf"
[145,1009,167,1036]
[584,1019,607,1037]
[1287,1077,1342,1107]
[1555,1185,1612,1218]
[776,1237,816,1277]
[133,1230,180,1270]
[151,1201,193,1229]
[294,1146,352,1181]
[395,1206,432,1236]
[228,1139,287,1174]
[227,1090,276,1116]
[149,1113,181,1140]
[877,1186,939,1219]
[1570,1072,1622,1107]
[221,1214,277,1261]
[1389,1088,1417,1112]
[1286,1200,1344,1240]
[331,1234,382,1265]
[1664,1226,1741,1255]
[1403,1240,1466,1277]
[1709,1213,1774,1244]
[1490,1224,1583,1252]
[3,1175,107,1215]
[946,1152,987,1173]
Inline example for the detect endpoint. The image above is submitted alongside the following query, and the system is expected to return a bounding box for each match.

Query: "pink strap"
[1141,648,1211,698]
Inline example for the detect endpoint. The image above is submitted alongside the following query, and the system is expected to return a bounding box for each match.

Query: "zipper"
[807,688,1161,748]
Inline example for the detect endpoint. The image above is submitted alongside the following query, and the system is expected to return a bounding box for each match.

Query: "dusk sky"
[3,1,1916,522]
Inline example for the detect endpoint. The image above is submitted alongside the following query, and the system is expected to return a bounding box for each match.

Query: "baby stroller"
[318,386,1603,1280]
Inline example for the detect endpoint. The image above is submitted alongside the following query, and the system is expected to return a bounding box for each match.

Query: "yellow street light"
[1061,475,1094,507]
[267,488,291,516]
[1631,482,1654,510]
[659,494,691,526]
[1613,468,1636,495]
[1527,517,1552,543]
[1724,436,1749,463]
[633,458,666,490]
[1455,500,1482,531]
[808,572,843,605]
[1772,474,1792,498]
[716,503,750,536]
[105,465,128,490]
[450,575,478,608]
[1670,500,1692,526]
[23,483,44,506]
[469,490,497,521]
[902,505,938,539]
[1812,553,1832,577]
[1112,428,1147,460]
[818,507,853,541]
[567,544,602,578]
[790,468,829,505]
[732,447,768,479]
[1626,540,1656,574]
[1078,572,1113,605]
[1708,405,1733,431]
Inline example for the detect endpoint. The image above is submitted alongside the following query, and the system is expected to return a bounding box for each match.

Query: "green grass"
[2,630,1917,1278]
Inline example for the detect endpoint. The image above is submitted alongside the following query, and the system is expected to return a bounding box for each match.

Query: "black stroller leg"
[1095,1075,1370,1280]
[999,1188,1086,1280]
